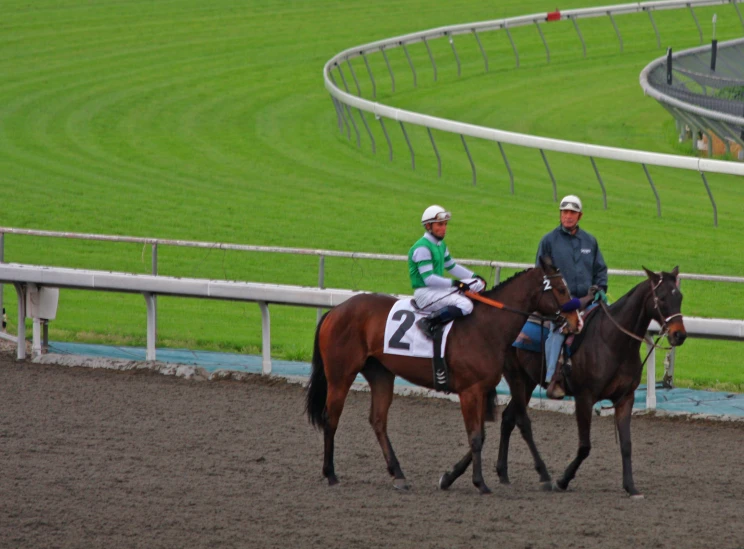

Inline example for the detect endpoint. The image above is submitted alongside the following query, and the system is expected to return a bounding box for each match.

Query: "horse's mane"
[606,277,653,314]
[487,267,534,293]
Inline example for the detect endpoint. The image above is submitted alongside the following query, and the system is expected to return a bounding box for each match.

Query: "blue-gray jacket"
[536,226,608,298]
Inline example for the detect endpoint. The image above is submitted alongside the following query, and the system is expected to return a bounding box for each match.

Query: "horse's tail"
[306,310,331,430]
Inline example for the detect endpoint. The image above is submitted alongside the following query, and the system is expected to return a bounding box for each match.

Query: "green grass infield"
[1,0,743,390]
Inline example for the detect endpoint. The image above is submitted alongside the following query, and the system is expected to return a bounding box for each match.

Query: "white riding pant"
[413,277,483,315]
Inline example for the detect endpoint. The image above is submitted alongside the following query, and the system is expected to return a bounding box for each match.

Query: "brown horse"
[305,256,581,494]
[495,267,687,498]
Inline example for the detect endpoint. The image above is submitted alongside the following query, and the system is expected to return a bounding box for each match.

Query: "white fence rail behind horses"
[1,261,743,411]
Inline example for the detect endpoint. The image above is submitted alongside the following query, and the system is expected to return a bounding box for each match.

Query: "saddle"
[383,298,455,393]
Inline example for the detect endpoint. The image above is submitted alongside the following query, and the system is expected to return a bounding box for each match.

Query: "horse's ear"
[670,266,680,287]
[539,255,553,271]
[642,266,660,282]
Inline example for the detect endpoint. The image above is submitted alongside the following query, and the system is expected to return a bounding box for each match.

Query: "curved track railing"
[640,37,744,168]
[324,0,744,226]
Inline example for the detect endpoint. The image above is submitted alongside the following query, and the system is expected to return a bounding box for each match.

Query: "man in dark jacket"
[536,194,608,399]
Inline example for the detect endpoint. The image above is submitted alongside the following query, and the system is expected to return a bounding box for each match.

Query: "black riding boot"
[417,306,464,339]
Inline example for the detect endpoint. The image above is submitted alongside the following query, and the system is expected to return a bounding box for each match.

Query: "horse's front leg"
[498,372,550,486]
[461,389,490,494]
[555,393,593,491]
[438,450,472,490]
[615,393,643,499]
[439,390,492,491]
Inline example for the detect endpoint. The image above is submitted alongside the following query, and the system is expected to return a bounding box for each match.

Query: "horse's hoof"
[327,476,339,486]
[476,483,492,495]
[439,473,452,490]
[551,480,567,492]
[499,477,511,485]
[393,478,409,491]
[540,480,553,492]
[630,493,645,501]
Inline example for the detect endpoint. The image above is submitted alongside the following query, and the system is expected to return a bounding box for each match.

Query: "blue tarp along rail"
[48,342,744,418]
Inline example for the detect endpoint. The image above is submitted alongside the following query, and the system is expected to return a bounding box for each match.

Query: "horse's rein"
[465,272,569,323]
[465,291,530,316]
[597,278,676,351]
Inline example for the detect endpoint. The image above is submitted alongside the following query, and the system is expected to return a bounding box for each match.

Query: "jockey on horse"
[536,194,608,398]
[409,205,486,338]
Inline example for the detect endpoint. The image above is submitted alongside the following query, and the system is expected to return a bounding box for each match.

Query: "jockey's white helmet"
[421,205,451,225]
[559,195,582,213]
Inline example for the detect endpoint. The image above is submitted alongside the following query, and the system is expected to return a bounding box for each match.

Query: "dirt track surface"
[1,354,743,549]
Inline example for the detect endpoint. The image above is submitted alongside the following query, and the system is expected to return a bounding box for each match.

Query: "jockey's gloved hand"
[469,278,486,293]
[595,289,609,304]
[452,279,471,293]
[588,285,601,297]
[473,274,488,290]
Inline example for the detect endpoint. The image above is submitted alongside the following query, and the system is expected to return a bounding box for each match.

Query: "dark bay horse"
[496,267,687,498]
[305,257,581,494]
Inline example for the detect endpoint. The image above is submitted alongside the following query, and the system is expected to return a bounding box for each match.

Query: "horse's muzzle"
[668,328,687,346]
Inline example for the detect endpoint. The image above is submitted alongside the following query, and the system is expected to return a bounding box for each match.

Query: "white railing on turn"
[641,37,744,126]
[0,262,742,411]
[324,0,744,226]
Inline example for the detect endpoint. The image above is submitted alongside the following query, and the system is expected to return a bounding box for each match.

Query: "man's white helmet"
[421,205,451,225]
[559,195,582,213]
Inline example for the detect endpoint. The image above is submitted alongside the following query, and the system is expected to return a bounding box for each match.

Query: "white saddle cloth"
[383,299,454,358]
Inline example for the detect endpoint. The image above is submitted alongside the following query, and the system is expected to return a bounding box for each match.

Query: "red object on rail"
[546,10,561,21]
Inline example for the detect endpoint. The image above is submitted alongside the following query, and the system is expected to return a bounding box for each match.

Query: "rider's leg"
[414,291,473,339]
[545,325,567,399]
[417,305,464,338]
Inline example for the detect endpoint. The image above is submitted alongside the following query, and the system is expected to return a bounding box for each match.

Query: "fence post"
[317,255,325,325]
[144,292,157,361]
[14,283,25,360]
[259,301,272,375]
[535,20,550,63]
[152,243,158,350]
[646,339,657,410]
[473,29,489,72]
[423,38,438,81]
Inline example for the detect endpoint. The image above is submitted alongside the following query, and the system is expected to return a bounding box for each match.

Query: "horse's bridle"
[542,272,575,328]
[598,277,682,349]
[650,277,683,334]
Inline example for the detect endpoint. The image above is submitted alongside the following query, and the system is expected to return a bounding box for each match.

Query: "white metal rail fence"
[640,37,744,170]
[1,226,744,409]
[324,0,744,227]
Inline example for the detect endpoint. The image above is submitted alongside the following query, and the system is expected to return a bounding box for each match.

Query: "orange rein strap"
[465,290,505,309]
[465,290,556,320]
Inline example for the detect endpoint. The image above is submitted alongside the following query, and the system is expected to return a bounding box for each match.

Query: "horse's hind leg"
[362,361,408,490]
[322,371,358,486]
[615,394,643,499]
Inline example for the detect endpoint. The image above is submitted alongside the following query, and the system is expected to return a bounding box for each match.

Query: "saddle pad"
[512,320,550,354]
[513,303,599,355]
[383,299,454,358]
